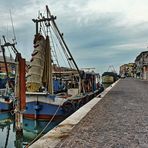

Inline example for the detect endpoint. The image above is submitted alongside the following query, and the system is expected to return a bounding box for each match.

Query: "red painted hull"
[23,114,66,121]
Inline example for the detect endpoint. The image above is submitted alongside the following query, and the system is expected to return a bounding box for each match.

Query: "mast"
[31,6,83,93]
[32,13,54,93]
[46,36,53,93]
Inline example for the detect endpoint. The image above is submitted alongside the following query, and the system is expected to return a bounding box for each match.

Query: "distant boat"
[23,5,104,120]
[102,72,118,84]
[102,65,118,85]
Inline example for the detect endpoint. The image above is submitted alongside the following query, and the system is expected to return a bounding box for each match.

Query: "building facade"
[135,51,148,80]
[120,63,135,77]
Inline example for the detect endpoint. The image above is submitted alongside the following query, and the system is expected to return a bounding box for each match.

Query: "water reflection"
[23,119,60,145]
[0,112,14,148]
[0,112,62,148]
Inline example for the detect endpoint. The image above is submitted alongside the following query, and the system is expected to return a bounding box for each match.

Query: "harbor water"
[0,112,62,148]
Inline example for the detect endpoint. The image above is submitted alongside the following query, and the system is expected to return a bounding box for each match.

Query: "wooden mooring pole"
[15,53,26,133]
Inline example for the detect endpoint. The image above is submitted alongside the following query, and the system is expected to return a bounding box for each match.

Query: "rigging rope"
[40,19,72,71]
[49,26,69,68]
[48,28,60,67]
[50,25,73,69]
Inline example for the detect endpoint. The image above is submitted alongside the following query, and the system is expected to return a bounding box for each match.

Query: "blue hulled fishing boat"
[23,6,103,120]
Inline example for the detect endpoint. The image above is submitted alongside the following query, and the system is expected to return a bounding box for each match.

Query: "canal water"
[0,112,62,148]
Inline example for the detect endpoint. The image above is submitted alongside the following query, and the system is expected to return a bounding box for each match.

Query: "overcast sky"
[0,0,148,74]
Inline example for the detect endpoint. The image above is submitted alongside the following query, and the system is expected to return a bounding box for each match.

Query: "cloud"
[0,0,148,74]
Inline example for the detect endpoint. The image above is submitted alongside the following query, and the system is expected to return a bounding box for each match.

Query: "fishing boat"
[0,37,16,111]
[23,5,103,120]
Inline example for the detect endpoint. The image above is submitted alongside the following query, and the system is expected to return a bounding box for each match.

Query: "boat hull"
[23,101,66,120]
[23,89,103,120]
[0,89,14,111]
[0,98,13,111]
[23,93,71,120]
[102,75,114,84]
[102,72,118,84]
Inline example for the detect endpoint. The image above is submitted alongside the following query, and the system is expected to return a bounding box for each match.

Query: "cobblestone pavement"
[56,78,148,148]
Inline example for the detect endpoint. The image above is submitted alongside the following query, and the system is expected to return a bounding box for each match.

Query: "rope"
[48,28,60,67]
[25,99,65,148]
[50,24,73,69]
[49,27,68,68]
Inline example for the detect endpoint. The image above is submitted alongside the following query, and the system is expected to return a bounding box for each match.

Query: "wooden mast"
[33,5,83,94]
[32,10,54,94]
[46,7,53,94]
[46,36,53,93]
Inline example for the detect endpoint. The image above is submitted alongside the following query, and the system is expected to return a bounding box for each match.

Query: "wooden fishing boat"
[23,6,104,120]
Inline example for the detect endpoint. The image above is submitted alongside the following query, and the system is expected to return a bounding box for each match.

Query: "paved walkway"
[56,78,148,148]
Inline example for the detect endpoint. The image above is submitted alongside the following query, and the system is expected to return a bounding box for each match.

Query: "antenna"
[0,39,2,52]
[9,9,17,44]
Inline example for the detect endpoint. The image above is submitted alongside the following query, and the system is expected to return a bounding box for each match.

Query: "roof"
[135,51,148,62]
